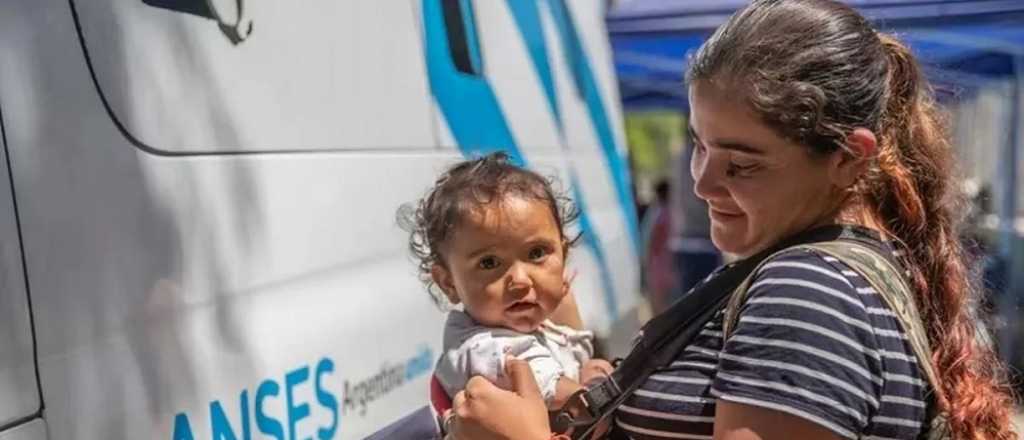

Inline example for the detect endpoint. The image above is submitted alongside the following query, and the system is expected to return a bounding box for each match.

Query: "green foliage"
[625,111,686,202]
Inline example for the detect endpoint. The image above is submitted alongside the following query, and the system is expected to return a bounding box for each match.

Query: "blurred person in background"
[962,181,1022,390]
[641,179,678,314]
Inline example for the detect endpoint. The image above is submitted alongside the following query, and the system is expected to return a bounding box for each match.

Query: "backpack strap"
[721,247,795,339]
[724,241,951,439]
[558,225,890,439]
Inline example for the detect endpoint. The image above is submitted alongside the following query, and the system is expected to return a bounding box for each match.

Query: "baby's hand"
[579,359,614,386]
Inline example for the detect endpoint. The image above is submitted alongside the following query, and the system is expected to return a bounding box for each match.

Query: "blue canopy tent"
[607,0,1024,109]
[606,0,1024,368]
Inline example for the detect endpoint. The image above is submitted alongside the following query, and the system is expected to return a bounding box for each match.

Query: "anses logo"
[171,346,433,440]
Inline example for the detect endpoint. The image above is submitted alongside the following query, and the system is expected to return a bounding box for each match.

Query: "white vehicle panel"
[474,1,562,151]
[0,420,46,440]
[0,0,639,438]
[565,0,628,151]
[0,115,38,428]
[72,0,435,153]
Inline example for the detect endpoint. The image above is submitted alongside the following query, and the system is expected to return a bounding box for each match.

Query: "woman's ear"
[431,263,460,304]
[831,128,877,188]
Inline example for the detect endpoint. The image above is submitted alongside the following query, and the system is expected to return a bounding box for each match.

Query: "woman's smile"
[708,207,744,222]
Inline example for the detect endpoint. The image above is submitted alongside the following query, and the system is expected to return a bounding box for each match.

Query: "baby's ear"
[430,263,460,304]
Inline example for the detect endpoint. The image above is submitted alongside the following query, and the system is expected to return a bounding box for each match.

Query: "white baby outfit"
[434,310,595,406]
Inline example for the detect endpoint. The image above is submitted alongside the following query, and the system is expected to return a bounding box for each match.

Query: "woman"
[447,0,1018,439]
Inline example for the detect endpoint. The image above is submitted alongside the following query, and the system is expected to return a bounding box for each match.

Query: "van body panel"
[472,1,563,151]
[71,0,436,153]
[0,107,39,429]
[0,0,639,438]
[0,420,46,440]
[422,0,640,337]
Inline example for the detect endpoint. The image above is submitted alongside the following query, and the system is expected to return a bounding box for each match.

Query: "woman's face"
[688,82,843,258]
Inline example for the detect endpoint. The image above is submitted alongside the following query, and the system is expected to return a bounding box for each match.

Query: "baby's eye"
[528,246,549,261]
[478,256,500,270]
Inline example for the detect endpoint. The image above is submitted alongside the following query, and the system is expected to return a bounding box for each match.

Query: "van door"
[0,108,41,433]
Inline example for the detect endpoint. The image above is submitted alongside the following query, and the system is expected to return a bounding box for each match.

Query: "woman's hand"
[449,357,552,440]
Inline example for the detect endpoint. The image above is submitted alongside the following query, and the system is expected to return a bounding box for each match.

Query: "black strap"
[560,224,886,439]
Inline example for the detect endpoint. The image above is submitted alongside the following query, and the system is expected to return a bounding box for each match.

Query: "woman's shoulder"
[721,244,928,438]
[749,241,910,315]
[748,246,872,310]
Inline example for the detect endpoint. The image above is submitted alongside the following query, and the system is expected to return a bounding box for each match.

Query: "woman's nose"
[692,150,725,201]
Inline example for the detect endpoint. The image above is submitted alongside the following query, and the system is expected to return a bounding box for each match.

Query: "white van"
[0,1,640,439]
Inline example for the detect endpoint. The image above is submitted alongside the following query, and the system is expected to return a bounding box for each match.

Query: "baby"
[402,152,611,410]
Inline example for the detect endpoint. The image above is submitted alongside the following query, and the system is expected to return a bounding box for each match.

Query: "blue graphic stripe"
[422,0,523,165]
[502,1,619,318]
[544,0,640,255]
[570,172,619,317]
[506,0,561,126]
[424,0,619,317]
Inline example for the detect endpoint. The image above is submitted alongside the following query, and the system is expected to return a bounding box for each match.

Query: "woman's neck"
[829,201,888,236]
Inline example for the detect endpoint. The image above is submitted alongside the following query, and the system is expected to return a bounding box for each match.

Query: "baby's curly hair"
[398,152,580,306]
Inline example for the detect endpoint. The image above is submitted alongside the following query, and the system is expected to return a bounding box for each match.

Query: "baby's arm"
[579,358,614,385]
[551,358,615,409]
[540,317,614,409]
[503,339,612,410]
[552,376,583,409]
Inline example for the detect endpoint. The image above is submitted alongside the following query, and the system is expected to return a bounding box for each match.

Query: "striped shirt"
[614,246,928,439]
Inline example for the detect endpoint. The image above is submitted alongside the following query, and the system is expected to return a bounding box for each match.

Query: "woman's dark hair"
[688,0,1017,437]
[399,152,580,306]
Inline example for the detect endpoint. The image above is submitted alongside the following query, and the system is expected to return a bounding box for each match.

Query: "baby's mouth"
[506,300,538,313]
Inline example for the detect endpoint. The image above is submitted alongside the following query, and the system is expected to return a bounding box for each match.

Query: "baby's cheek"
[540,276,568,306]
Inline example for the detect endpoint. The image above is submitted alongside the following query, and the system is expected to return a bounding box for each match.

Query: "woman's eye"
[478,256,499,270]
[691,139,705,154]
[528,247,548,261]
[726,161,759,177]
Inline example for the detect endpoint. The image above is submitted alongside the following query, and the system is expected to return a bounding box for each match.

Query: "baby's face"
[432,196,567,333]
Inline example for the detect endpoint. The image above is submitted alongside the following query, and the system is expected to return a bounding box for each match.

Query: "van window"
[72,1,436,154]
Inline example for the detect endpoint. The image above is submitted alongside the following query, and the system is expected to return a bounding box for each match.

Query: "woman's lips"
[709,208,744,221]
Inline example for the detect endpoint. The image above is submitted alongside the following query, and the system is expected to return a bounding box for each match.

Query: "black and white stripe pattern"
[614,247,927,439]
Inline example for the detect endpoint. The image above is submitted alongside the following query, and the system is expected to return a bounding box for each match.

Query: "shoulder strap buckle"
[549,379,620,436]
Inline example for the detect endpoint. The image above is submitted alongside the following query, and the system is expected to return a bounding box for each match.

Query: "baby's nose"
[506,262,533,290]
